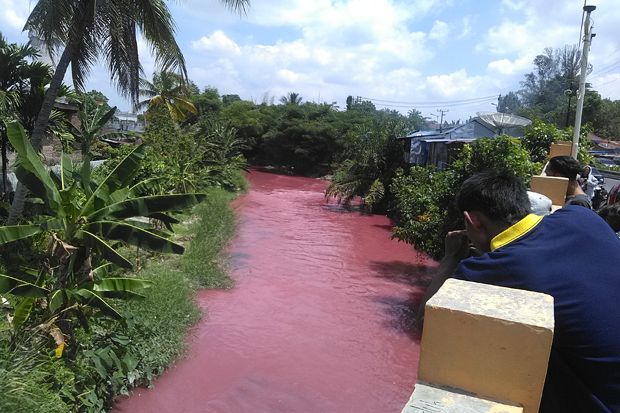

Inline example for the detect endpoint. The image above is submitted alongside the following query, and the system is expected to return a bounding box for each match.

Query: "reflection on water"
[114,170,435,413]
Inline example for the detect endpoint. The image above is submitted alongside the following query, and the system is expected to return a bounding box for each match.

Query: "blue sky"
[1,0,619,122]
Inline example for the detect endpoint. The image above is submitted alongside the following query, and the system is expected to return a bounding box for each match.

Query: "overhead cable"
[358,95,498,106]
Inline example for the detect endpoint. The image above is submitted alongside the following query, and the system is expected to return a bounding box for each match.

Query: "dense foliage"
[0,187,236,412]
[500,45,619,141]
[326,117,407,212]
[392,136,536,259]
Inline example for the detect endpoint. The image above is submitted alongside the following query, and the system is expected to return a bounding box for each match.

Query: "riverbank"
[0,187,239,412]
[115,169,434,413]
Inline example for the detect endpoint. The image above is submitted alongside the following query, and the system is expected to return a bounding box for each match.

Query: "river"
[114,170,435,413]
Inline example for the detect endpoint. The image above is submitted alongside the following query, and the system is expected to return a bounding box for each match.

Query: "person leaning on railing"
[417,170,620,413]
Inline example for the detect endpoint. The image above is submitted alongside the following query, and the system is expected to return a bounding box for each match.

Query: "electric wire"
[592,76,620,88]
[577,0,586,51]
[590,60,620,80]
[357,95,498,105]
[370,97,497,109]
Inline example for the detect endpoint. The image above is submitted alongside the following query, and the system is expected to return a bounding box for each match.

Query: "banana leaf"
[0,273,49,297]
[92,277,152,299]
[72,289,122,319]
[80,144,146,215]
[91,263,112,280]
[13,297,35,328]
[108,187,132,204]
[86,221,184,254]
[129,177,167,196]
[88,193,206,221]
[0,224,43,244]
[78,230,134,269]
[49,290,65,314]
[60,153,73,191]
[6,121,65,216]
[39,218,66,231]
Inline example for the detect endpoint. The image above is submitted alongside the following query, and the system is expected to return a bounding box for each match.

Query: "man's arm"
[416,230,469,327]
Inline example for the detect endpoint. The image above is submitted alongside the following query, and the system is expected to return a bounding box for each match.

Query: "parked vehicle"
[590,166,605,184]
[593,184,608,210]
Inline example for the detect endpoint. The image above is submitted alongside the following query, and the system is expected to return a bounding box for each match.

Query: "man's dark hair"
[456,170,531,225]
[599,203,620,232]
[547,156,582,181]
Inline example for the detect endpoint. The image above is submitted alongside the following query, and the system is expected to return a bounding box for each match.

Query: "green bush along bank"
[390,126,593,260]
[0,186,238,412]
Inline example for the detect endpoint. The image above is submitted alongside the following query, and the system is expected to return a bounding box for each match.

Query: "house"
[106,111,145,133]
[398,117,525,169]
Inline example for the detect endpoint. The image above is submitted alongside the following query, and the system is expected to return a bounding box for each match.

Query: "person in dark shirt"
[599,203,620,236]
[544,156,592,209]
[418,170,620,412]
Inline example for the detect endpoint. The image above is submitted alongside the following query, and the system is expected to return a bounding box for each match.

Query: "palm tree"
[138,71,197,122]
[0,33,41,194]
[8,0,250,224]
[279,92,303,105]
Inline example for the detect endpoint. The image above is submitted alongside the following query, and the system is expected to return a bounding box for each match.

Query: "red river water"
[114,170,436,413]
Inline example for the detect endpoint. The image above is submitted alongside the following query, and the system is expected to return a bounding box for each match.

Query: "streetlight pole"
[572,4,596,159]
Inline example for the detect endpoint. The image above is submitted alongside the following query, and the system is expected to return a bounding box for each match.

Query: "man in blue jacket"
[418,170,620,412]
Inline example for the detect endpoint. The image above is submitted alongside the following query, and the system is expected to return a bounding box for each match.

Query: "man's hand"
[444,230,470,260]
[416,230,470,329]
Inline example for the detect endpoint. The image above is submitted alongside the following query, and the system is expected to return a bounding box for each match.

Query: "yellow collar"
[490,214,543,252]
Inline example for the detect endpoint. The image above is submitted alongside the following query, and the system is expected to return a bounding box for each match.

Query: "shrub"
[392,136,535,259]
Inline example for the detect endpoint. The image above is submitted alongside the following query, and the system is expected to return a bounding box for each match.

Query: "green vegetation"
[0,187,237,412]
[139,71,198,122]
[3,14,619,411]
[500,45,619,141]
[392,136,536,259]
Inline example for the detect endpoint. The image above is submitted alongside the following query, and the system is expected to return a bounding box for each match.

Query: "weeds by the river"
[0,187,239,412]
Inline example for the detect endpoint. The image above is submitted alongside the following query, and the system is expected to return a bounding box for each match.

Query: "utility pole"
[572,4,596,159]
[437,109,449,132]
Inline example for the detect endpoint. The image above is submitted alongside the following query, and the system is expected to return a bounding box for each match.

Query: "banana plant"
[70,101,137,187]
[0,120,206,343]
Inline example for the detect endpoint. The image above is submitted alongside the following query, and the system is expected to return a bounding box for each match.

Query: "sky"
[1,0,620,122]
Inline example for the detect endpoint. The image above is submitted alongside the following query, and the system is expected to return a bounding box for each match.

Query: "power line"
[592,76,620,88]
[371,98,497,109]
[577,0,586,50]
[357,95,498,106]
[590,60,620,79]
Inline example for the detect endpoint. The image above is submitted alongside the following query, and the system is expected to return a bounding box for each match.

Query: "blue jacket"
[455,206,620,412]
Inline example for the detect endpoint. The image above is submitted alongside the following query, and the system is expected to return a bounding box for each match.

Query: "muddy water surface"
[114,170,435,413]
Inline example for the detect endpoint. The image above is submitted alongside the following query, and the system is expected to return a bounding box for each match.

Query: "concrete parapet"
[411,279,554,413]
[401,382,523,413]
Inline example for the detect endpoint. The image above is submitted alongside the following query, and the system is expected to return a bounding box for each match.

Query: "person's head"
[598,203,620,232]
[582,165,592,178]
[545,156,582,181]
[456,170,531,252]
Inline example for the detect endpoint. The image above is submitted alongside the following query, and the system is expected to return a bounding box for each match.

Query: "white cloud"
[3,9,24,29]
[4,0,615,123]
[501,0,526,11]
[0,0,29,34]
[487,56,531,75]
[477,20,531,55]
[185,0,442,109]
[192,30,242,55]
[429,20,450,42]
[426,69,484,97]
[458,16,472,39]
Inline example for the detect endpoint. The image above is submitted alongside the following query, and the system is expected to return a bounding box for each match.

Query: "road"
[602,176,619,192]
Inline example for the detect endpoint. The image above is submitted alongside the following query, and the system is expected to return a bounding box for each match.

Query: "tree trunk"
[1,134,7,195]
[7,47,73,224]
